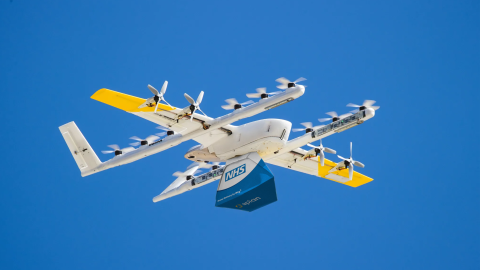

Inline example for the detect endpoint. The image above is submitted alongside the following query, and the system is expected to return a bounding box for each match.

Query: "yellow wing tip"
[318,157,373,187]
[90,88,175,112]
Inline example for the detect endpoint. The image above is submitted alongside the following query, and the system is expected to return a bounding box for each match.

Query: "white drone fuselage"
[184,118,291,162]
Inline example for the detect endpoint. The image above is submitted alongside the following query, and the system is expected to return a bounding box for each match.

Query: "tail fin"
[59,121,101,176]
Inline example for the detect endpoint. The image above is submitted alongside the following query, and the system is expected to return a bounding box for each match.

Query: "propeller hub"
[260,93,269,99]
[234,104,242,110]
[114,150,122,156]
[189,104,196,114]
[314,148,320,155]
[344,160,350,167]
[305,128,313,133]
[167,131,174,136]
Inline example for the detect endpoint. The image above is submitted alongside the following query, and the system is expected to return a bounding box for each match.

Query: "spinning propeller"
[221,98,254,110]
[101,144,135,156]
[246,88,282,99]
[129,135,159,146]
[318,111,352,122]
[156,126,175,137]
[184,91,207,121]
[306,140,336,166]
[347,100,380,111]
[138,81,172,113]
[293,122,324,133]
[276,77,306,89]
[206,161,223,171]
[172,162,215,180]
[337,142,365,180]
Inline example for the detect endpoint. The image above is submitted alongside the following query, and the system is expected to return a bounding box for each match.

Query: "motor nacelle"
[260,93,269,99]
[305,128,313,133]
[114,150,122,156]
[167,130,174,136]
[287,82,296,88]
[234,104,242,110]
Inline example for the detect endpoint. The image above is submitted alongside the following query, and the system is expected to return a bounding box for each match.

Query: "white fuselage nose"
[184,119,292,162]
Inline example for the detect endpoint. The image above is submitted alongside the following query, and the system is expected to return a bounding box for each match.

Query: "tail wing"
[59,121,101,176]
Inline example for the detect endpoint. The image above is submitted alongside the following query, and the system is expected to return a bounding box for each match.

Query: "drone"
[59,77,379,212]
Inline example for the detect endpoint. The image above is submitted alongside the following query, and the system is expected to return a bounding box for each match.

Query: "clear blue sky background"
[1,1,478,269]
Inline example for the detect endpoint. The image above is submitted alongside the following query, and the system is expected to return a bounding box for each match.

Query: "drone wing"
[90,88,233,145]
[265,148,373,187]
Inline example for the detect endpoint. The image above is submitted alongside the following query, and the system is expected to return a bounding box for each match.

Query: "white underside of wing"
[130,110,234,146]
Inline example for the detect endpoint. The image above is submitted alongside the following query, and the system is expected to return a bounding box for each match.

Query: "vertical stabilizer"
[59,121,101,176]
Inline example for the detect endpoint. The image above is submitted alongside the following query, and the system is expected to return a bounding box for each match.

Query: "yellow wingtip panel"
[91,89,175,112]
[317,158,373,187]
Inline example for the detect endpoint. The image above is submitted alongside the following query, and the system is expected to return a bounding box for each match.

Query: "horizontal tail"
[59,121,101,177]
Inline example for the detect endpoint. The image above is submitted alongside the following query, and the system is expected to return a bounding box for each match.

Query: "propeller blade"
[221,104,235,110]
[275,77,290,85]
[256,87,267,94]
[324,147,336,154]
[187,162,201,170]
[292,128,306,132]
[160,81,168,95]
[129,142,141,146]
[326,111,339,118]
[337,155,347,160]
[294,77,306,83]
[101,150,114,154]
[225,98,238,105]
[307,143,316,148]
[145,135,160,143]
[173,171,185,177]
[349,164,354,180]
[148,85,159,96]
[300,122,313,129]
[363,100,376,107]
[108,144,120,150]
[184,93,195,105]
[154,102,160,113]
[246,93,262,98]
[196,91,204,104]
[162,97,173,108]
[197,107,207,117]
[346,103,360,108]
[319,151,325,166]
[156,132,167,137]
[353,161,365,168]
[318,118,332,122]
[350,142,352,159]
[371,106,380,110]
[130,136,142,141]
[156,126,169,131]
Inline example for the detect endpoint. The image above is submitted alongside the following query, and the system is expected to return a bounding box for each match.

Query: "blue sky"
[1,0,478,269]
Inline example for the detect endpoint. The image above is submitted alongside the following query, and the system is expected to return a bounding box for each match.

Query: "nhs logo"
[225,164,246,182]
